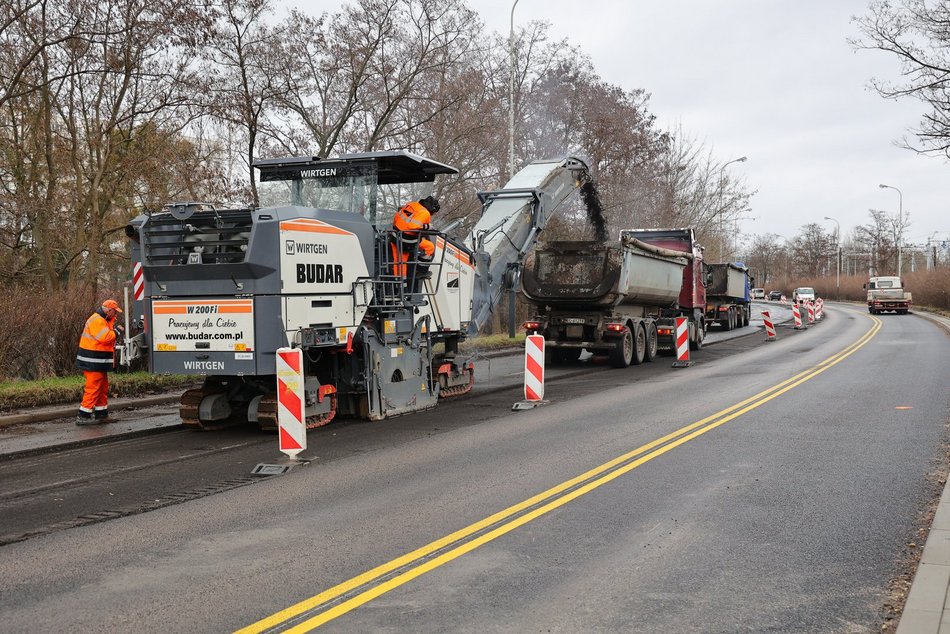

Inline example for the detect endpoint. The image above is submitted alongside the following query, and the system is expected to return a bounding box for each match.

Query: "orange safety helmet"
[102,299,123,313]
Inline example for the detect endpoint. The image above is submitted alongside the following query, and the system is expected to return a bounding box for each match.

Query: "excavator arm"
[467,156,591,334]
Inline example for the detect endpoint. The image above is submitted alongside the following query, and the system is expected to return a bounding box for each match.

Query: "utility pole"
[824,216,840,300]
[717,156,747,261]
[508,0,520,182]
[879,183,903,276]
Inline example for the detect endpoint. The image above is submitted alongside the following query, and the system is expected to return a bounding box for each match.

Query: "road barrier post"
[807,301,815,325]
[132,262,145,301]
[793,303,804,330]
[252,347,311,475]
[513,335,549,410]
[816,298,824,320]
[671,317,693,368]
[762,310,777,341]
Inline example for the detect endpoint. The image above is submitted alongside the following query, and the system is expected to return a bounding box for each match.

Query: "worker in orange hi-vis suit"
[390,195,440,286]
[75,299,123,425]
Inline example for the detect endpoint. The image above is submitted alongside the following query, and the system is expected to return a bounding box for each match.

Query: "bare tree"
[205,0,281,207]
[853,0,950,157]
[745,233,785,285]
[271,0,481,159]
[789,223,835,278]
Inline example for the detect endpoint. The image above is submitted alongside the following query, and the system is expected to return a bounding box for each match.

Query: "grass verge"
[0,373,200,413]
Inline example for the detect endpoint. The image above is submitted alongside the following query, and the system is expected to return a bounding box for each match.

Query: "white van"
[751,288,765,299]
[792,287,816,302]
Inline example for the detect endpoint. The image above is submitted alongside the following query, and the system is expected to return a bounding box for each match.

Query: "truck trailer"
[520,228,706,367]
[704,262,752,330]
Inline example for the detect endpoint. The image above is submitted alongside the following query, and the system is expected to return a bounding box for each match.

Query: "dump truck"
[865,276,911,314]
[123,151,590,429]
[520,229,704,368]
[704,262,752,330]
[622,228,708,353]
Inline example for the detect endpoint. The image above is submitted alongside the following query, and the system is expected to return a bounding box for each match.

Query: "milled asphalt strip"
[237,312,881,634]
[0,440,258,502]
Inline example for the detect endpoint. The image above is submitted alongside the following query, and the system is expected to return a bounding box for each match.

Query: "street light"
[824,215,840,300]
[879,183,903,276]
[508,0,520,182]
[718,156,747,261]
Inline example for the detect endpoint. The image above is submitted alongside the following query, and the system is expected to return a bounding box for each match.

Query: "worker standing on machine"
[391,195,440,289]
[75,299,123,425]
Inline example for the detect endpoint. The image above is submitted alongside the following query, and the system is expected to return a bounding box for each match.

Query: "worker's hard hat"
[102,299,123,313]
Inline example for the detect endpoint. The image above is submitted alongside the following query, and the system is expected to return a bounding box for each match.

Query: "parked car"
[792,287,816,303]
[751,287,765,299]
[768,290,783,301]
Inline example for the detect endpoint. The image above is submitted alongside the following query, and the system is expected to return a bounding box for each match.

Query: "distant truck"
[521,228,706,368]
[704,262,752,330]
[865,276,911,314]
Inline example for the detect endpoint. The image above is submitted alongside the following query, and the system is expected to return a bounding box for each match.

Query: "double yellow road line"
[239,313,882,633]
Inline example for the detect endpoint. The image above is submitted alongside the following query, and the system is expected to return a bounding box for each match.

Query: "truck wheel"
[632,323,647,366]
[644,322,658,362]
[690,317,705,351]
[609,326,634,368]
[725,309,734,331]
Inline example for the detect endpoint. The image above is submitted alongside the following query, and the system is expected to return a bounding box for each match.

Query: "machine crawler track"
[254,392,338,432]
[180,388,337,432]
[438,365,475,398]
[179,388,243,431]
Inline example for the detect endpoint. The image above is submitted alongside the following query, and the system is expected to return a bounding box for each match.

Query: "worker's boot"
[76,410,96,426]
[93,408,112,424]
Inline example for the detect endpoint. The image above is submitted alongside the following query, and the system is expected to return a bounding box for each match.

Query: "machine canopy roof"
[254,151,458,185]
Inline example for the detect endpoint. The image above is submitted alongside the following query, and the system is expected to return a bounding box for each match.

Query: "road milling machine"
[124,151,590,430]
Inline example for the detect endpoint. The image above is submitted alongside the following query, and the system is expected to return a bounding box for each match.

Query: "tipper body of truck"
[704,262,752,330]
[865,276,911,314]
[520,228,706,368]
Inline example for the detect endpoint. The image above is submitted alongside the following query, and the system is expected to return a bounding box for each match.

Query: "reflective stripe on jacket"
[393,202,431,238]
[76,310,116,372]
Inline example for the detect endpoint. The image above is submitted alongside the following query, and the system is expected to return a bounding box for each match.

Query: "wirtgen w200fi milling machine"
[124,151,589,430]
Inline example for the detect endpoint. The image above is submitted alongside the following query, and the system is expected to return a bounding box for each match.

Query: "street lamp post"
[824,216,840,300]
[879,183,903,276]
[718,156,747,261]
[508,0,520,182]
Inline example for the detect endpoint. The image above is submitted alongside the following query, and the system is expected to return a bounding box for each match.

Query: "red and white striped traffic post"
[276,347,307,459]
[671,316,692,368]
[780,295,788,305]
[513,335,549,410]
[792,303,804,330]
[251,347,312,475]
[132,262,145,301]
[762,310,777,341]
[806,301,815,325]
[815,298,824,320]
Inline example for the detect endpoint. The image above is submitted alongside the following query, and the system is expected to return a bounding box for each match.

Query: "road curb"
[894,308,950,633]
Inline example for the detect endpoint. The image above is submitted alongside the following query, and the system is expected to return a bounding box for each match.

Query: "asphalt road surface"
[1,303,948,633]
